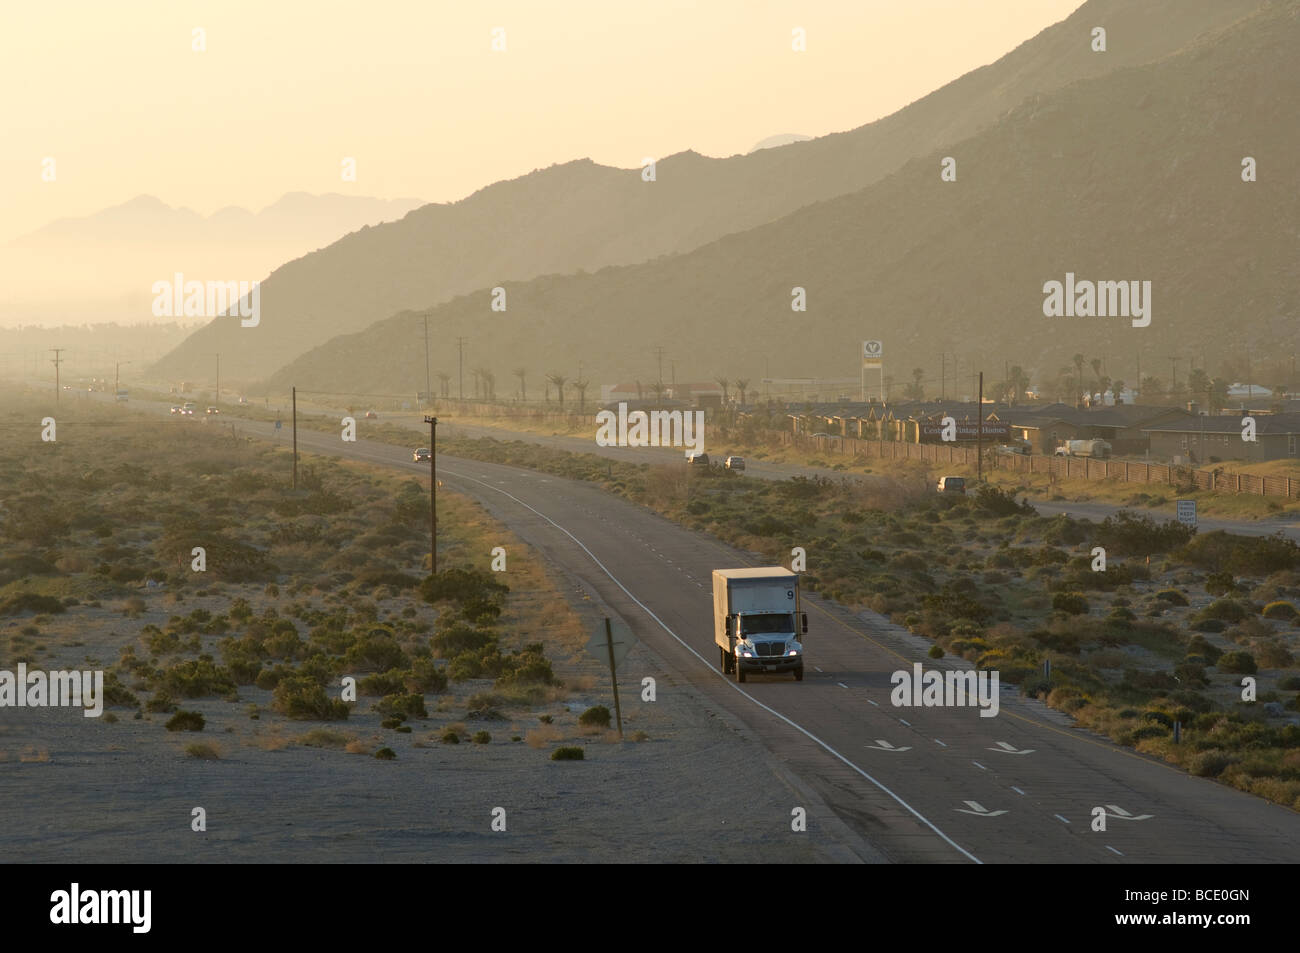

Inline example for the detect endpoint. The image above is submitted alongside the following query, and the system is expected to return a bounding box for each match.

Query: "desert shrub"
[1216,651,1257,675]
[375,692,427,719]
[551,746,584,761]
[346,631,407,671]
[1255,642,1294,668]
[145,692,179,714]
[1262,601,1299,621]
[359,670,407,696]
[185,742,221,759]
[159,659,237,699]
[1179,531,1300,576]
[973,485,1036,516]
[1198,599,1250,623]
[1154,589,1188,606]
[447,652,483,681]
[472,730,491,744]
[1204,571,1237,597]
[1173,663,1209,687]
[272,676,350,720]
[928,644,945,659]
[579,705,611,728]
[1189,751,1238,777]
[1096,511,1194,556]
[408,657,448,693]
[0,593,66,616]
[420,567,509,607]
[298,728,350,748]
[1051,592,1089,615]
[165,710,205,732]
[431,622,496,657]
[1193,619,1227,633]
[441,729,460,744]
[374,747,396,760]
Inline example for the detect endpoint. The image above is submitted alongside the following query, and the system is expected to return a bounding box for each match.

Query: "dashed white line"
[1106,845,1123,856]
[813,666,823,673]
[972,761,987,771]
[1011,786,1025,796]
[837,682,849,689]
[1055,814,1071,824]
[868,699,879,706]
[934,739,947,747]
[899,718,911,726]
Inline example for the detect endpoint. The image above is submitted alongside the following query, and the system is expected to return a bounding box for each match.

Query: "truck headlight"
[740,649,753,658]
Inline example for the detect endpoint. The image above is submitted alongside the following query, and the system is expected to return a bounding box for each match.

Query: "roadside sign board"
[1176,499,1197,527]
[586,619,635,668]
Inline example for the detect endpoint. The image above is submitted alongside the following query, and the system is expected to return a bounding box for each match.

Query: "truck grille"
[755,642,786,657]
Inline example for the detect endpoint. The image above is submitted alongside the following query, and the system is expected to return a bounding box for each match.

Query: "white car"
[724,456,745,471]
[169,406,181,415]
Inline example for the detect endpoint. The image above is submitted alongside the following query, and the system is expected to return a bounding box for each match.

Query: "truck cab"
[713,568,806,682]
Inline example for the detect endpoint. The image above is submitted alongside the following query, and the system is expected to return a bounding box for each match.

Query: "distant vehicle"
[1057,439,1111,458]
[365,410,378,419]
[714,568,805,683]
[206,406,219,415]
[115,390,129,402]
[413,448,431,462]
[995,441,1031,456]
[169,405,180,415]
[63,385,71,391]
[686,452,710,466]
[237,396,249,405]
[810,432,836,439]
[181,402,196,415]
[936,476,966,494]
[724,455,745,471]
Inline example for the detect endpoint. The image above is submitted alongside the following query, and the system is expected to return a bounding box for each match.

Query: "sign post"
[862,340,883,402]
[1176,499,1197,528]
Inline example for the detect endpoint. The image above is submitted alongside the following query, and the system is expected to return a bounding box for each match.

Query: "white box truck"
[713,568,806,682]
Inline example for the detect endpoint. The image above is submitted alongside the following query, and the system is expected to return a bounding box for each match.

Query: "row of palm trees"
[431,367,756,411]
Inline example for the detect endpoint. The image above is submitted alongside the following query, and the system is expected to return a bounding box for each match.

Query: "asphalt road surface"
[93,394,1300,863]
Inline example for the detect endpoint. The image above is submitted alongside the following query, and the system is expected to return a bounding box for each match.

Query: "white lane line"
[1106,845,1123,856]
[934,739,947,747]
[1011,786,1025,796]
[435,461,983,865]
[1055,814,1071,824]
[814,666,823,673]
[899,718,911,726]
[867,699,879,707]
[837,682,849,689]
[972,761,987,771]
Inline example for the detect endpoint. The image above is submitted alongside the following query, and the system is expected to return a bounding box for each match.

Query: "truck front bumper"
[737,655,802,674]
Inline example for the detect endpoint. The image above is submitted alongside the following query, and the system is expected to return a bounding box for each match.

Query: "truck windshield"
[741,613,795,635]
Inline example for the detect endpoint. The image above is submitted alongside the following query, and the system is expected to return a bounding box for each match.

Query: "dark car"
[936,476,966,494]
[686,452,710,466]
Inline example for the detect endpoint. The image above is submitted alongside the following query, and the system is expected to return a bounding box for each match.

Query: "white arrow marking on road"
[988,741,1036,755]
[865,740,912,752]
[956,801,1007,817]
[1104,805,1154,821]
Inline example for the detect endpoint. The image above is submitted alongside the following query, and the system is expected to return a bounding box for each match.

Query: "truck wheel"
[794,666,804,682]
[720,647,730,673]
[736,660,746,683]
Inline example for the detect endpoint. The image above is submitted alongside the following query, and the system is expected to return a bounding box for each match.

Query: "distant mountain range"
[263,0,1297,396]
[149,0,1267,385]
[0,193,425,327]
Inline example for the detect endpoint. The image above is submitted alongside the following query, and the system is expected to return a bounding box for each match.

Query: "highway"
[105,394,1300,863]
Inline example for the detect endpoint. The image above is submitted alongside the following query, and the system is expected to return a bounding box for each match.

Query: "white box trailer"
[713,567,806,683]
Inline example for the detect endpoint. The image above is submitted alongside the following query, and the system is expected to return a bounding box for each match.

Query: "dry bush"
[344,740,371,755]
[525,724,563,748]
[185,742,222,759]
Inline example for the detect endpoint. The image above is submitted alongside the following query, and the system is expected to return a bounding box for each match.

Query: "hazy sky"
[1,0,1081,241]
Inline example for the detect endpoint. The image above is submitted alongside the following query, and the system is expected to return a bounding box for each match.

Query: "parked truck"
[1055,438,1111,458]
[713,568,806,682]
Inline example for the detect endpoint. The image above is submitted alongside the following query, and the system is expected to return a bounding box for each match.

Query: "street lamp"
[116,360,131,394]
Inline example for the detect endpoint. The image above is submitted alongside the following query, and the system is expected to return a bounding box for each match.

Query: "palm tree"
[1208,377,1230,413]
[1110,378,1125,403]
[1089,358,1103,393]
[513,367,527,402]
[547,373,568,409]
[470,367,482,399]
[716,377,730,404]
[650,379,667,403]
[734,378,750,407]
[1008,366,1030,405]
[1187,368,1210,403]
[1072,353,1085,404]
[436,372,450,398]
[574,379,589,413]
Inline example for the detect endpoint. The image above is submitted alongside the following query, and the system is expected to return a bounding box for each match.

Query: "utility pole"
[423,316,431,408]
[1169,356,1180,401]
[940,353,946,401]
[115,360,131,395]
[976,371,984,482]
[292,386,298,490]
[424,415,438,574]
[654,346,666,385]
[1136,353,1141,397]
[50,348,64,404]
[215,353,220,404]
[456,337,467,401]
